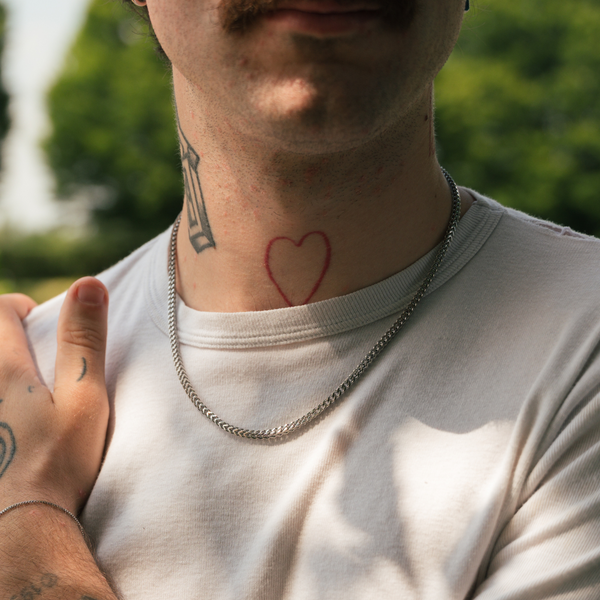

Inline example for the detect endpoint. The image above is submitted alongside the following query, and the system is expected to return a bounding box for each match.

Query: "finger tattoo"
[76,357,88,383]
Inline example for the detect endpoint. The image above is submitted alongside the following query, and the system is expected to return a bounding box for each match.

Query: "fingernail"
[77,283,105,306]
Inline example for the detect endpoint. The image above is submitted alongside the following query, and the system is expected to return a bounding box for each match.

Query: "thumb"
[54,277,109,408]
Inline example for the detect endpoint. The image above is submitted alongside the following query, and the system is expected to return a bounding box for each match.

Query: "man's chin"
[246,113,388,155]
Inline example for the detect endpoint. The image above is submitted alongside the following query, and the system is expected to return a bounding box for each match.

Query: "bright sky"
[0,0,90,231]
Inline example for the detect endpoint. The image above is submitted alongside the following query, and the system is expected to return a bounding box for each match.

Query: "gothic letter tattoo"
[177,115,216,254]
[0,422,16,479]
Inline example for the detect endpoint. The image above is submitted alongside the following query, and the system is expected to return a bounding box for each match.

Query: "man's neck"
[173,73,471,313]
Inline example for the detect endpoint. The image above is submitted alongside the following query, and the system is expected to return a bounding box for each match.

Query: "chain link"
[168,168,461,439]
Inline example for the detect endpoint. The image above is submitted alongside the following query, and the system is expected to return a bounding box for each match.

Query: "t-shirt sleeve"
[473,373,600,599]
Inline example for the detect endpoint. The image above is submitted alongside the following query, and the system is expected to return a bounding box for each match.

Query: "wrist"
[0,500,87,540]
[1,479,82,515]
[0,500,87,553]
[0,503,109,598]
[0,503,85,579]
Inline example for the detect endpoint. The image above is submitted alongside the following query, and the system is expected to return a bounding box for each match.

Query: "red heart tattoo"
[265,232,332,307]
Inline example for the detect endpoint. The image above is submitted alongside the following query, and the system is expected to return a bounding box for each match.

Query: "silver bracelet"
[0,500,87,540]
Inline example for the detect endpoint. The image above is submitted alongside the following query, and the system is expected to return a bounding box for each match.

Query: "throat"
[173,176,461,313]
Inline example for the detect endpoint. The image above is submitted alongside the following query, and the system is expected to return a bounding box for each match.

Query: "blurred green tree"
[43,0,600,244]
[43,0,180,242]
[0,2,11,161]
[437,0,600,235]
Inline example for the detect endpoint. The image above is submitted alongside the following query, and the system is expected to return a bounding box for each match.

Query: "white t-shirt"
[26,193,600,599]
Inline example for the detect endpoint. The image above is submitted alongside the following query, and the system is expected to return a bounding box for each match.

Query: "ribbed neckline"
[145,191,504,349]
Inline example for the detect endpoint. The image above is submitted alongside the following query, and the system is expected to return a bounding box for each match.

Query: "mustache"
[219,0,417,33]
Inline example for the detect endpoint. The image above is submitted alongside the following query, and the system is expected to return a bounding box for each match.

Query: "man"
[1,0,600,598]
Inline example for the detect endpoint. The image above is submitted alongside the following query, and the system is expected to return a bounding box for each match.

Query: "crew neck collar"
[145,192,503,349]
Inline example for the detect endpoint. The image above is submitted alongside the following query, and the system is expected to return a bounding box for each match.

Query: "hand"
[0,277,109,515]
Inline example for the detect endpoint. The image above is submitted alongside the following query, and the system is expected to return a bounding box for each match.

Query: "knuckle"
[4,292,32,303]
[0,359,23,384]
[0,303,20,325]
[0,293,35,316]
[0,354,34,384]
[61,326,105,351]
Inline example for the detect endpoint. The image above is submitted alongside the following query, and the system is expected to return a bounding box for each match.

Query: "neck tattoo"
[168,168,461,440]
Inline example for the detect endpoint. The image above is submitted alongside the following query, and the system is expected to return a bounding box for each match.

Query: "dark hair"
[119,0,169,61]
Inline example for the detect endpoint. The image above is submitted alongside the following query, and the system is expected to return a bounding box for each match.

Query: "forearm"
[0,505,118,600]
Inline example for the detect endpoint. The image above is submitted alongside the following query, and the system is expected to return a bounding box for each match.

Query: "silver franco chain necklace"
[169,168,461,440]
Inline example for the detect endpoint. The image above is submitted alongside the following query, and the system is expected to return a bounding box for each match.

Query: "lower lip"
[263,9,381,36]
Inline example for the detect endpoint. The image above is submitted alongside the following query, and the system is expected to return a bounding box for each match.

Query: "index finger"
[0,294,39,380]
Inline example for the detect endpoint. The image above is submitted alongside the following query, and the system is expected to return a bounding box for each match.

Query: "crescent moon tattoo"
[77,357,88,382]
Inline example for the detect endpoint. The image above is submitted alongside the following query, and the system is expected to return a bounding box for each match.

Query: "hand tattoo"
[76,357,88,382]
[177,114,216,255]
[0,422,16,479]
[9,572,57,600]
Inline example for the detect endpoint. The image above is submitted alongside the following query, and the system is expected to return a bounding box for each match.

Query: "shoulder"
[24,228,171,378]
[472,190,598,244]
[470,191,600,281]
[449,191,600,337]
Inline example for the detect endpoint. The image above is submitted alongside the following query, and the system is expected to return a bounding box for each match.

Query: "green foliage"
[0,2,11,159]
[0,227,149,280]
[44,0,181,239]
[436,0,600,235]
[43,0,600,254]
[0,277,77,304]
